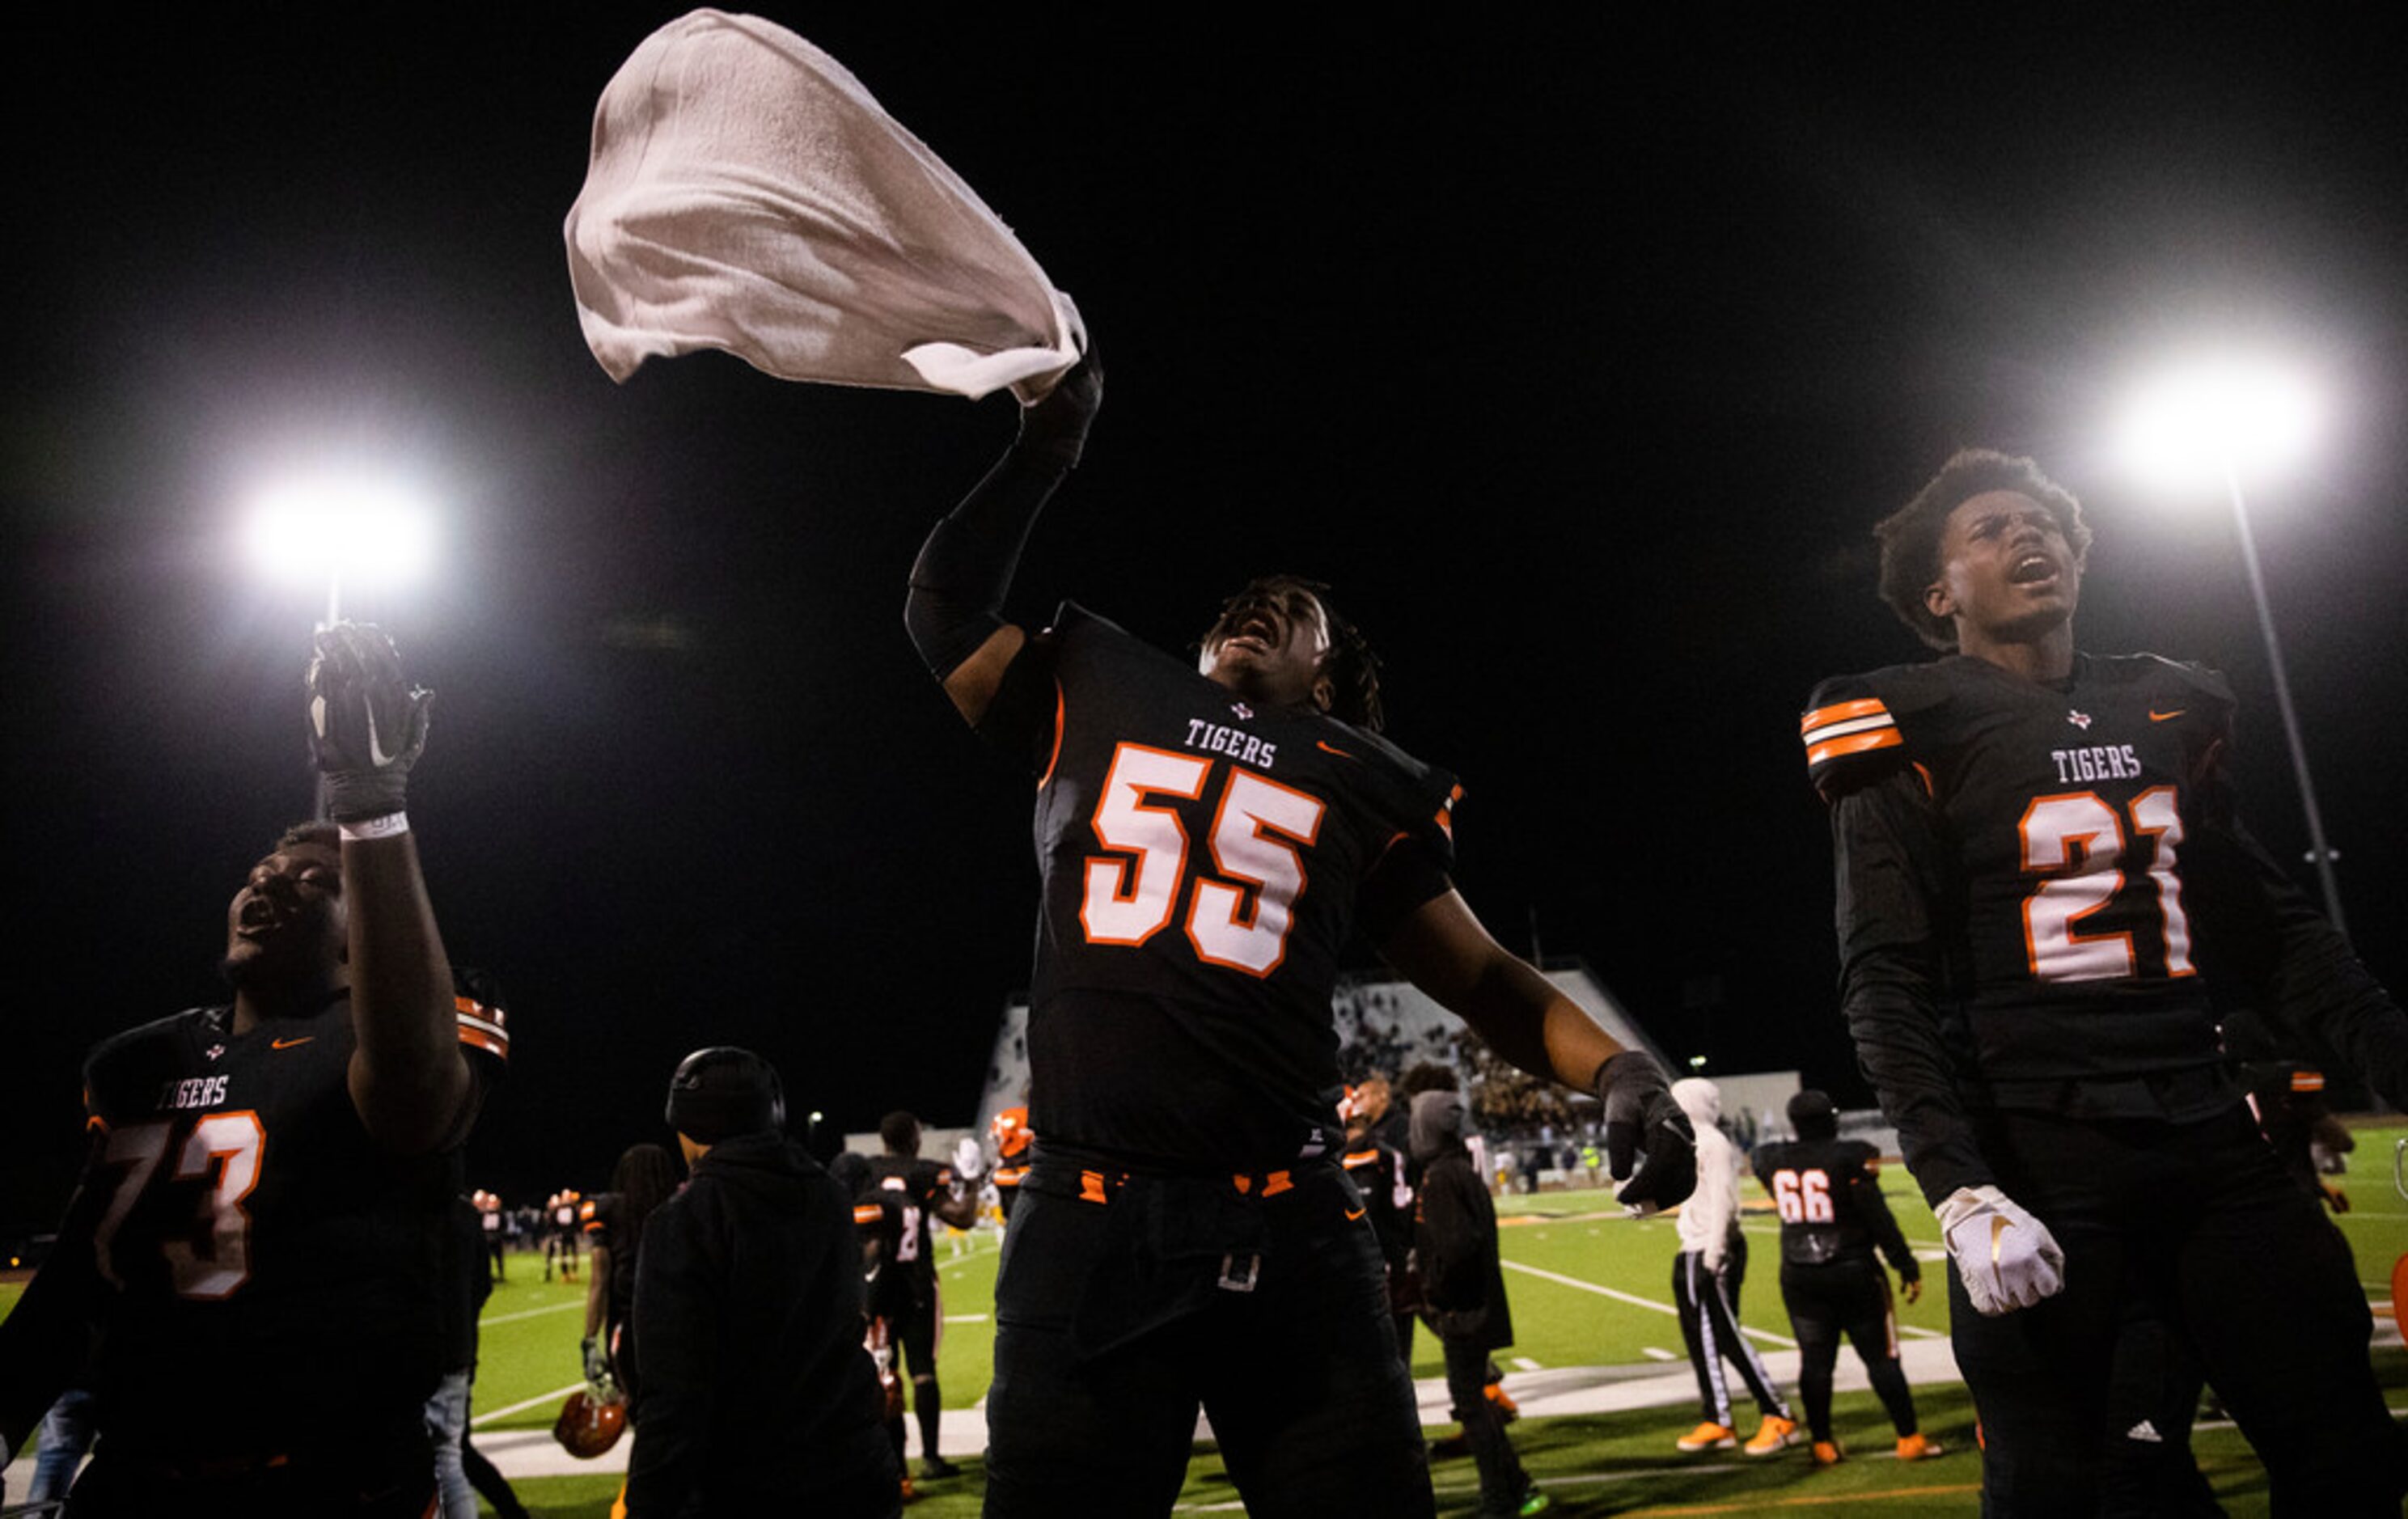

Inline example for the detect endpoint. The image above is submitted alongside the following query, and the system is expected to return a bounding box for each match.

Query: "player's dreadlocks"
[1875,448,2092,650]
[1210,574,1387,733]
[276,819,341,853]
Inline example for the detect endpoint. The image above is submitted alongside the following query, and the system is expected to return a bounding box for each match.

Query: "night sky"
[7,8,2404,1227]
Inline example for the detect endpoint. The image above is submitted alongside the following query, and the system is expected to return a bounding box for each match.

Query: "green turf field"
[9,1124,2406,1516]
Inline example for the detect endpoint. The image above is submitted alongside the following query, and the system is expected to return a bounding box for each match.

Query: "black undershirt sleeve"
[1830,771,1994,1208]
[903,361,1096,680]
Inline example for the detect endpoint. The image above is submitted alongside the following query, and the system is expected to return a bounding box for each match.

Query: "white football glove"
[1936,1184,2065,1316]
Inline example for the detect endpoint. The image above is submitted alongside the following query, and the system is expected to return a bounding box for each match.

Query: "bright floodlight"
[2119,361,2317,493]
[245,476,436,593]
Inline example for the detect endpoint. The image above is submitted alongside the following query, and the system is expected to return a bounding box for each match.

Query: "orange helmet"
[554,1386,628,1458]
[991,1106,1034,1160]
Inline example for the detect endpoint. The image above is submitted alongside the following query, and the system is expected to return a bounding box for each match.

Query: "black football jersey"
[982,605,1461,1171]
[1749,1136,1917,1273]
[69,995,500,1456]
[864,1155,952,1291]
[1339,1136,1414,1268]
[1805,653,2235,1092]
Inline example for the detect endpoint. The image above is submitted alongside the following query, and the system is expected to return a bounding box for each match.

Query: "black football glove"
[307,622,431,822]
[1596,1051,1696,1214]
[1018,335,1102,470]
[582,1335,610,1384]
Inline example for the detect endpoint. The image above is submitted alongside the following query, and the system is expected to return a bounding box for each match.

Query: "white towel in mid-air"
[564,9,1080,401]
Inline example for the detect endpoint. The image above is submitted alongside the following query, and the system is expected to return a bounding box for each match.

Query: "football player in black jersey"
[904,338,1695,1517]
[1804,449,2408,1513]
[865,1111,980,1482]
[1747,1090,1933,1466]
[0,623,499,1517]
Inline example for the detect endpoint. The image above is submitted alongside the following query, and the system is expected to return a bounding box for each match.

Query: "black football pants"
[1779,1255,1917,1445]
[1951,1102,2407,1516]
[984,1157,1433,1518]
[874,1279,945,1464]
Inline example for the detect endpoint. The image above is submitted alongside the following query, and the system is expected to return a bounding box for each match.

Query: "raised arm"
[904,347,1100,726]
[1378,886,1695,1211]
[308,624,471,1155]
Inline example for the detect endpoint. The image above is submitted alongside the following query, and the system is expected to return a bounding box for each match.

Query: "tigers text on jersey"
[68,996,494,1458]
[1748,1136,1916,1274]
[982,605,1460,1172]
[1805,652,2235,1093]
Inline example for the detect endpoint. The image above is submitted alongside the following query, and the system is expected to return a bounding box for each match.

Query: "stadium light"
[2119,361,2316,493]
[2117,358,2347,937]
[244,474,437,627]
[244,472,436,818]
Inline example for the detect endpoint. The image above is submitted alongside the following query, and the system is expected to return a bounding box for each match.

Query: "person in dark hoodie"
[623,1047,899,1518]
[1411,1090,1547,1517]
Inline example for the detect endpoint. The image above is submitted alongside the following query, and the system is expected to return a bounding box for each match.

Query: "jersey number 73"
[90,1111,265,1301]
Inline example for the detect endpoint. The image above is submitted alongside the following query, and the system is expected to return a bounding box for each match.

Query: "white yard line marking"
[1500,1259,1797,1347]
[943,1314,990,1323]
[1512,1356,1543,1371]
[479,1301,586,1327]
[1643,1347,1679,1361]
[472,1381,586,1426]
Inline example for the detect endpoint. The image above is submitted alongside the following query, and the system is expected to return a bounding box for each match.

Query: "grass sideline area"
[6,1123,2405,1515]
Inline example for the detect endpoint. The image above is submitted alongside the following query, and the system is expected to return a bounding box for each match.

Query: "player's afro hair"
[1875,449,2092,650]
[1208,574,1386,732]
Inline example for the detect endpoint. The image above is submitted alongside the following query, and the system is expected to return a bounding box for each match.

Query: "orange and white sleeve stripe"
[455,994,510,1061]
[1800,696,1900,773]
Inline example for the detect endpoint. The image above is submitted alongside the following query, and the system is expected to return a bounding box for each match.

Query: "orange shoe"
[1677,1421,1737,1452]
[899,1475,917,1504]
[1744,1415,1799,1456]
[1896,1432,1945,1461]
[1485,1382,1521,1424]
[1811,1440,1843,1466]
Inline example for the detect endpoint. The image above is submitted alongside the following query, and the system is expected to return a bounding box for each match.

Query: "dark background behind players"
[5,11,2406,1229]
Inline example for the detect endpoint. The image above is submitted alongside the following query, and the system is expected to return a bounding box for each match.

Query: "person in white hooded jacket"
[1669,1077,1796,1456]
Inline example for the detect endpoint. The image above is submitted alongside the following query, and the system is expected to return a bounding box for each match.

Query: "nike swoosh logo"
[2149,709,2186,722]
[1316,741,1356,760]
[1344,1207,1366,1221]
[1991,1215,2009,1264]
[271,1036,315,1050]
[365,707,397,767]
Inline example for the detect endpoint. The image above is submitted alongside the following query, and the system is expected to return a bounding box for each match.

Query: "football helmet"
[991,1105,1033,1161]
[555,1381,628,1458]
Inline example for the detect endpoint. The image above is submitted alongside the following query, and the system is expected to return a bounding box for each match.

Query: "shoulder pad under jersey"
[2085,652,2237,712]
[83,1008,217,1123]
[1799,663,1956,800]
